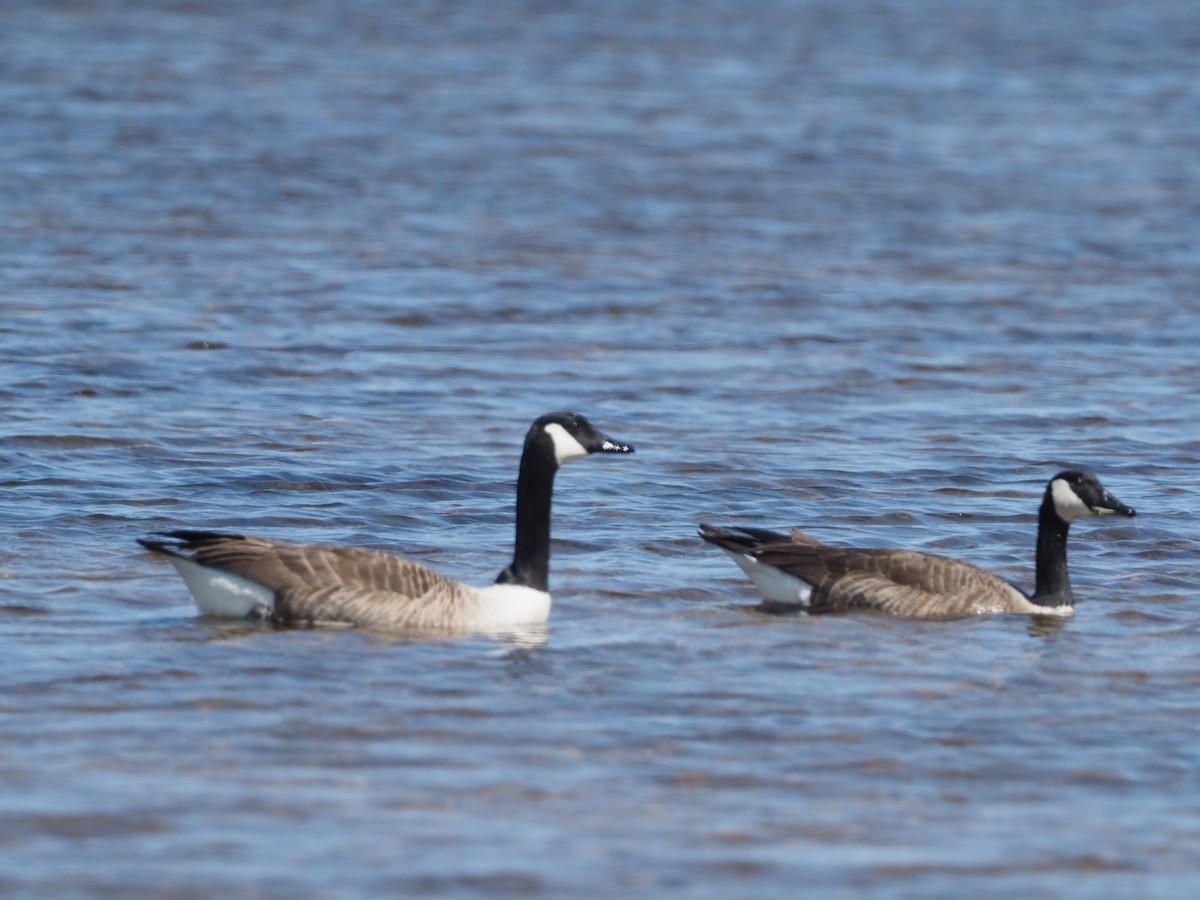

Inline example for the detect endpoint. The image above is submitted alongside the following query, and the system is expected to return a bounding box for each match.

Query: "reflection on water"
[2,0,1199,896]
[1027,614,1072,639]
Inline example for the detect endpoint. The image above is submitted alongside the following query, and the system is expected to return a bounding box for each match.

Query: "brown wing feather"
[187,536,481,629]
[754,544,1028,618]
[785,527,821,545]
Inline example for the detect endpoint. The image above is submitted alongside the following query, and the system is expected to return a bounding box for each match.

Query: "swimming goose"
[138,411,633,632]
[699,470,1135,618]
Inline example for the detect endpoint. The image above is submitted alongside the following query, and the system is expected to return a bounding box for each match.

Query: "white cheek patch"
[1050,478,1093,523]
[543,422,590,464]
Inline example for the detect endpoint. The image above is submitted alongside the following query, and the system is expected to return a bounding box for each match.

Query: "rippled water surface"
[2,1,1199,895]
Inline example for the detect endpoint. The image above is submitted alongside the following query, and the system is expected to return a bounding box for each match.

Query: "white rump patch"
[166,556,275,618]
[718,548,813,606]
[543,422,590,464]
[1050,478,1093,523]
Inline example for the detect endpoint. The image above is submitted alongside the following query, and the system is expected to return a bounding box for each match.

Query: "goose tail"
[137,530,272,618]
[698,523,814,607]
[137,530,245,557]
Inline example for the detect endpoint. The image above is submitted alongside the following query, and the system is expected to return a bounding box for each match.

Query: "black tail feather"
[137,529,244,556]
[698,523,792,553]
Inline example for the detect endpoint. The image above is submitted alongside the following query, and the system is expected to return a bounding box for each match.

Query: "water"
[2,0,1198,895]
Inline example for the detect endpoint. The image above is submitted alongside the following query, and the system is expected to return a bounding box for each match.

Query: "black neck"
[495,439,557,592]
[1032,493,1072,604]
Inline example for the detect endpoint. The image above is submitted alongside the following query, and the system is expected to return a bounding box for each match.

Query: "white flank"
[973,591,1074,616]
[543,422,590,464]
[718,548,813,606]
[1011,596,1076,616]
[472,583,553,628]
[1034,603,1076,617]
[166,556,275,618]
[1050,478,1093,523]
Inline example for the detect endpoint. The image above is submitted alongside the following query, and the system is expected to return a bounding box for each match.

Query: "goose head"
[1048,470,1136,524]
[528,411,634,466]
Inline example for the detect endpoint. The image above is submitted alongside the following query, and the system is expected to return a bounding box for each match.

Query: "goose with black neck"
[138,411,634,633]
[700,469,1136,618]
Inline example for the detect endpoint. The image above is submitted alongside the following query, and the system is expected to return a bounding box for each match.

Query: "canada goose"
[138,411,633,632]
[699,470,1135,618]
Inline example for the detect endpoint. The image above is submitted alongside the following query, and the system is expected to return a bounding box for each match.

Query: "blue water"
[2,1,1199,896]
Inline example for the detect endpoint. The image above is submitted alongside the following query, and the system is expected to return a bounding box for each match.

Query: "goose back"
[753,543,1032,617]
[146,531,486,631]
